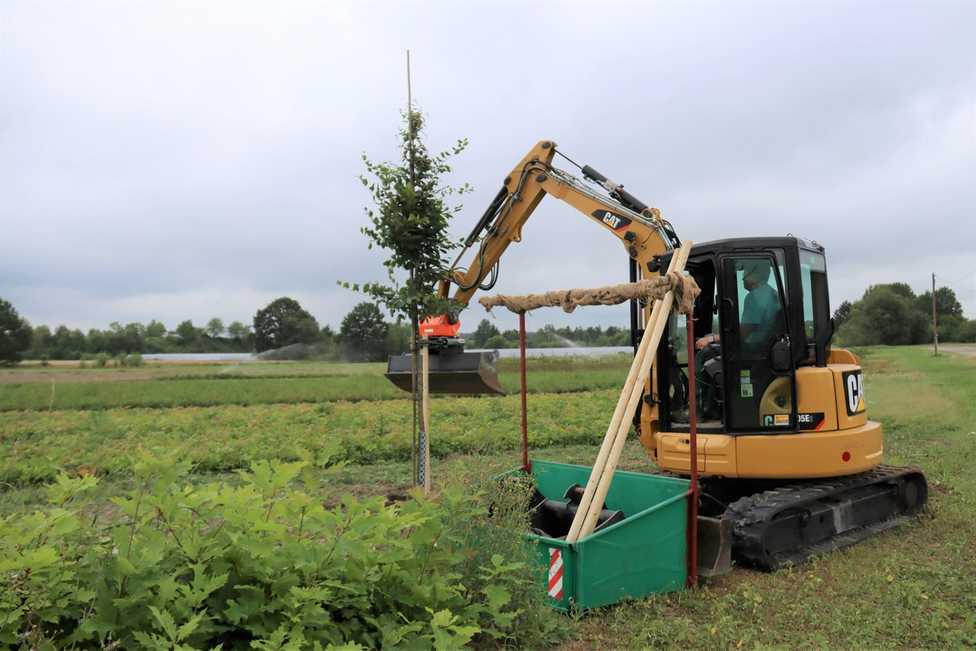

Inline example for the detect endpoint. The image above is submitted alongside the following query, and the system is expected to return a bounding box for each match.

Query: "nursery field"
[1,347,974,648]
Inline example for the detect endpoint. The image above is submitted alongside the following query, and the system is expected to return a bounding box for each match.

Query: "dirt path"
[940,344,976,358]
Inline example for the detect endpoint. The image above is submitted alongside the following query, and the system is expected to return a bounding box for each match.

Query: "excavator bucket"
[385,350,504,395]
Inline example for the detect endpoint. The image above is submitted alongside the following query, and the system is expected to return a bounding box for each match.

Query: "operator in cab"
[692,259,782,421]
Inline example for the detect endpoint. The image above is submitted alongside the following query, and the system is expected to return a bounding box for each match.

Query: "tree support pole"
[519,311,530,472]
[420,336,432,494]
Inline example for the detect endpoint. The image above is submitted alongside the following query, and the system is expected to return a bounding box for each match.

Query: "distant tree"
[0,298,32,365]
[339,303,389,362]
[916,287,963,319]
[30,325,53,356]
[837,285,928,345]
[175,320,200,345]
[885,282,916,300]
[253,297,320,352]
[385,320,412,356]
[206,318,225,338]
[484,334,512,349]
[146,320,167,338]
[833,300,853,330]
[470,319,500,347]
[227,321,249,340]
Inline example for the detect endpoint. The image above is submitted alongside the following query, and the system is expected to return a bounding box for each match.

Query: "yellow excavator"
[386,140,927,570]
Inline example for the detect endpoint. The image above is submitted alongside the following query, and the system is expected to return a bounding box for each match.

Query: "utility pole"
[932,272,939,356]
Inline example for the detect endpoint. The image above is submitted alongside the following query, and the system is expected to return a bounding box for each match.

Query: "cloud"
[2,0,974,332]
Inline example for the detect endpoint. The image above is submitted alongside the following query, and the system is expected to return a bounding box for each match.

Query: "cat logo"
[844,371,865,415]
[602,211,622,228]
[591,209,631,231]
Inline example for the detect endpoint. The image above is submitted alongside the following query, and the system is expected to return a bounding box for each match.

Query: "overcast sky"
[3,1,975,333]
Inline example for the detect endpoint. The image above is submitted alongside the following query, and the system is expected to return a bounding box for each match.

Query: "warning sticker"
[741,383,753,398]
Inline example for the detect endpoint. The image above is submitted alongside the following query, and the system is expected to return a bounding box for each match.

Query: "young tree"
[253,297,320,352]
[206,318,225,338]
[339,302,390,362]
[349,108,469,336]
[0,298,32,365]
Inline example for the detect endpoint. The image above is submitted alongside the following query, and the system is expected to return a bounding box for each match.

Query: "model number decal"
[592,209,632,231]
[843,371,865,415]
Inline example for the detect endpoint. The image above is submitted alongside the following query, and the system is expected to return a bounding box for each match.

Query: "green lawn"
[1,346,973,648]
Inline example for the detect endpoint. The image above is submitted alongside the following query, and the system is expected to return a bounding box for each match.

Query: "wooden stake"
[567,242,693,542]
[565,248,684,543]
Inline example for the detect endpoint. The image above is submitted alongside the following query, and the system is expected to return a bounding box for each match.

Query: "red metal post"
[686,313,699,587]
[519,311,530,472]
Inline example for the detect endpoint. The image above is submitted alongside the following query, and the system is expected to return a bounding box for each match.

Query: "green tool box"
[523,459,690,611]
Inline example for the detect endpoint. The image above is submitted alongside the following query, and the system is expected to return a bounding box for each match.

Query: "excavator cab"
[657,236,829,435]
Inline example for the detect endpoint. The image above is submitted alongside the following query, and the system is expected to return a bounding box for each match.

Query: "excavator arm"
[441,140,680,309]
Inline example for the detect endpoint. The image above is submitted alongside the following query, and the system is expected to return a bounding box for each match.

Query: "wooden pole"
[421,337,431,494]
[574,243,692,539]
[519,312,530,472]
[932,273,939,356]
[686,310,699,587]
[566,243,692,543]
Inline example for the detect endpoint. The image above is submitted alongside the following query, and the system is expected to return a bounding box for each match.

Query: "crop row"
[0,389,620,485]
[0,364,628,411]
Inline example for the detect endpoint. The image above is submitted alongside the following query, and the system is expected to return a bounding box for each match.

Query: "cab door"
[720,254,795,432]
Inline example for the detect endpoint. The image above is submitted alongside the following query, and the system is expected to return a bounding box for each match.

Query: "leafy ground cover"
[0,355,630,411]
[1,347,973,648]
[0,390,616,485]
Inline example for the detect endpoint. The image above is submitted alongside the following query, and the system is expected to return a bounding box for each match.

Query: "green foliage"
[0,355,632,412]
[175,320,201,345]
[837,282,975,346]
[470,319,500,348]
[339,302,389,362]
[0,386,620,484]
[253,297,321,353]
[0,453,553,649]
[350,109,469,324]
[0,298,32,366]
[832,299,852,330]
[206,317,225,338]
[838,284,930,345]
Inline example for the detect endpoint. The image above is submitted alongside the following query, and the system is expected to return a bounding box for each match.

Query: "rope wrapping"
[477,271,700,316]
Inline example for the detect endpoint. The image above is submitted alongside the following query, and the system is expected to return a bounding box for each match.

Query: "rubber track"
[724,464,927,570]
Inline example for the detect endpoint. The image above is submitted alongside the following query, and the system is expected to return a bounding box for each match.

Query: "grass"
[1,346,974,648]
[0,355,631,411]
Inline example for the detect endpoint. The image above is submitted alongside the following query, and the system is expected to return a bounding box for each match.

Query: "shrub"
[127,352,144,367]
[94,353,109,368]
[39,354,49,367]
[0,453,557,649]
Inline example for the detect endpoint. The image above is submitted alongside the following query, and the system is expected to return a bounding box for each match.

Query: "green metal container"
[525,459,690,611]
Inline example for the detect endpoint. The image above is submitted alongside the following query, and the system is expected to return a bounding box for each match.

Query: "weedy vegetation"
[0,346,974,648]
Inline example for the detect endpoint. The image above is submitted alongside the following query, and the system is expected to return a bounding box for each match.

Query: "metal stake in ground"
[420,336,432,493]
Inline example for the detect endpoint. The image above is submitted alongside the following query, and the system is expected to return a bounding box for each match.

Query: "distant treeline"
[464,320,631,349]
[15,297,632,364]
[10,282,971,365]
[835,283,974,345]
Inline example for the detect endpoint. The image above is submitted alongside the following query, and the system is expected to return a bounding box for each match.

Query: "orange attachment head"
[419,314,461,338]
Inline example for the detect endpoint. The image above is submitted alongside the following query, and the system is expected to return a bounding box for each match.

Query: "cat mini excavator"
[386,140,927,571]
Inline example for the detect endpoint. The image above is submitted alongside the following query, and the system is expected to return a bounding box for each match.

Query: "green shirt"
[742,283,779,345]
